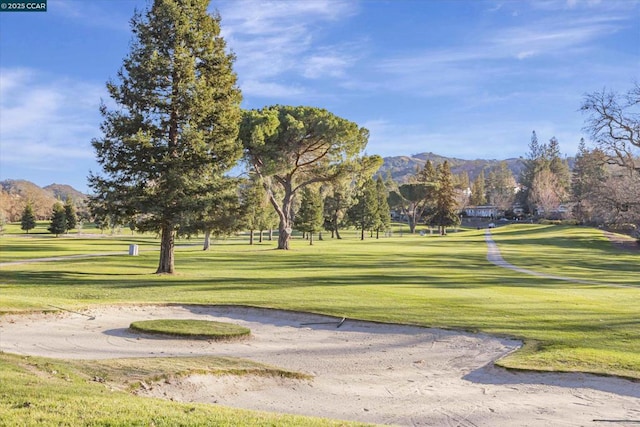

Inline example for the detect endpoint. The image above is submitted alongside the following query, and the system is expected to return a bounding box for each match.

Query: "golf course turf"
[129,319,251,340]
[0,223,638,425]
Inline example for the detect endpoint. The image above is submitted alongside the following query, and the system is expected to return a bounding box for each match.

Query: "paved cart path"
[484,230,637,288]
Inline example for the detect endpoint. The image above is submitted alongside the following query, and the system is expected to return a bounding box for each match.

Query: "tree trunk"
[408,214,417,234]
[360,226,365,241]
[278,225,291,249]
[203,229,211,250]
[309,231,313,245]
[332,212,342,239]
[318,231,323,241]
[259,229,263,243]
[269,228,273,241]
[275,192,294,250]
[156,223,175,274]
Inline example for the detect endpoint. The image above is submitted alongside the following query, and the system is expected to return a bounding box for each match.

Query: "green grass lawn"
[0,221,204,262]
[0,353,345,426]
[0,223,638,425]
[1,220,105,236]
[129,319,251,340]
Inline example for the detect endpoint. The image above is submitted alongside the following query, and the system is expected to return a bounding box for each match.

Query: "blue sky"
[1,0,638,192]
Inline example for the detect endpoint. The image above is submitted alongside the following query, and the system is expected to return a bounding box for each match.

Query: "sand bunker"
[1,305,638,426]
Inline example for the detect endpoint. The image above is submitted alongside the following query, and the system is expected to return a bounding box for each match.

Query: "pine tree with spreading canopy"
[88,0,242,273]
[239,105,368,250]
[395,160,437,234]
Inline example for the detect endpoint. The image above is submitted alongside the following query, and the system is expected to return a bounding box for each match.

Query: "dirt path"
[1,305,638,426]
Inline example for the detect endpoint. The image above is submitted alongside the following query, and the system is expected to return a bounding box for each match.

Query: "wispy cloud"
[490,15,626,59]
[217,0,361,99]
[240,79,306,100]
[0,68,104,169]
[374,5,634,100]
[303,52,354,79]
[219,0,356,35]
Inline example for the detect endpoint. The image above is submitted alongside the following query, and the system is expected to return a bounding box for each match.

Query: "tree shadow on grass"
[1,261,626,292]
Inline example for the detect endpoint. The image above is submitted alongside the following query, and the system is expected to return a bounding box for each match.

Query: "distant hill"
[378,152,526,184]
[44,183,88,204]
[0,152,575,221]
[0,180,87,222]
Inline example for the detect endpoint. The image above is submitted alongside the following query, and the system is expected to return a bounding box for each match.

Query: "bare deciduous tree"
[581,83,640,174]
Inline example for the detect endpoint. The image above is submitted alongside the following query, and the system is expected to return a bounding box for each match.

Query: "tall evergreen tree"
[48,202,67,237]
[519,131,544,213]
[547,136,572,199]
[321,156,381,240]
[519,131,571,216]
[374,176,391,239]
[20,202,36,234]
[64,197,78,231]
[348,177,378,240]
[429,161,460,235]
[88,0,242,273]
[181,177,242,250]
[296,186,324,245]
[454,171,470,191]
[470,170,487,206]
[241,176,273,245]
[572,139,608,224]
[323,188,349,239]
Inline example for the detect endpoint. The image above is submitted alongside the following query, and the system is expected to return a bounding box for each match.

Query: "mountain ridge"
[0,152,573,221]
[378,152,529,184]
[0,179,88,221]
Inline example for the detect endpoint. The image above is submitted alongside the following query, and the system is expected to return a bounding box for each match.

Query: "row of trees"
[518,132,572,216]
[386,160,460,235]
[85,0,638,274]
[511,83,639,229]
[572,84,639,229]
[19,198,78,236]
[87,0,379,273]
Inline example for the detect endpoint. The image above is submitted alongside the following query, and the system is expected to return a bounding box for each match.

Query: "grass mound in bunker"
[130,319,251,340]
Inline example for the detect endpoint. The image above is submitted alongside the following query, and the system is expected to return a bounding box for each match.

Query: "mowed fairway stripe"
[485,230,636,288]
